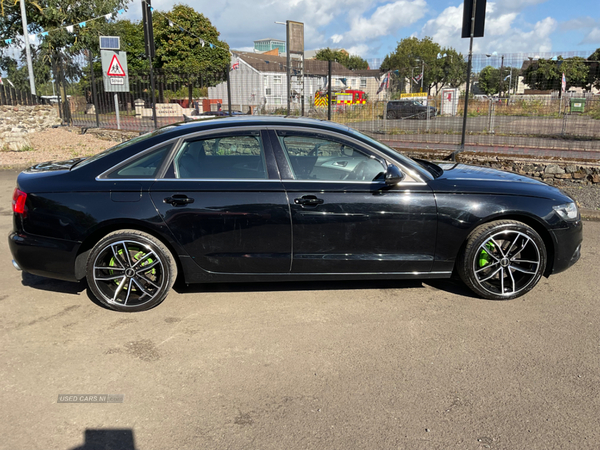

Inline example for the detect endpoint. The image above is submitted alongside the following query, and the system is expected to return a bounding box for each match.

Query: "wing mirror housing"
[385,164,405,186]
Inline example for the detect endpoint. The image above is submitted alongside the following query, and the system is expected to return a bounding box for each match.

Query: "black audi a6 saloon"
[10,116,582,311]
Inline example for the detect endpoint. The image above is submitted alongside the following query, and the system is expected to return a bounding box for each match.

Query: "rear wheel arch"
[74,221,184,282]
[85,229,178,311]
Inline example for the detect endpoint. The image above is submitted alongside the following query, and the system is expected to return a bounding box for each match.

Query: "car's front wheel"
[457,220,547,300]
[86,230,177,312]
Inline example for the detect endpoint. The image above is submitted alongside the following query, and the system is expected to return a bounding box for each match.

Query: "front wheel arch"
[457,219,548,300]
[453,214,556,278]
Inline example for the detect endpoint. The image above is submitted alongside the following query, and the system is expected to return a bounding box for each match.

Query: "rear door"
[268,128,437,274]
[150,128,292,274]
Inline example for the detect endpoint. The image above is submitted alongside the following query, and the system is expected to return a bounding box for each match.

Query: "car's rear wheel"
[457,220,547,300]
[86,230,177,312]
[386,111,396,119]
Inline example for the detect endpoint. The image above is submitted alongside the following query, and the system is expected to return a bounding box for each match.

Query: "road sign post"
[450,0,487,162]
[101,51,129,130]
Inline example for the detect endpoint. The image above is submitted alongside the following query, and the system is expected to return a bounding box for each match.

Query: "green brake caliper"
[478,242,496,268]
[109,249,156,288]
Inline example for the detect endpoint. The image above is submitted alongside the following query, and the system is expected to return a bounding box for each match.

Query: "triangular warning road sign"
[107,54,126,77]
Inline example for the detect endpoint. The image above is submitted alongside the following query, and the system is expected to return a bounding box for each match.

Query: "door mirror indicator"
[385,164,405,185]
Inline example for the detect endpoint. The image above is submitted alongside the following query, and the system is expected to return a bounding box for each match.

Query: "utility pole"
[19,0,36,95]
[455,0,486,161]
[499,55,504,98]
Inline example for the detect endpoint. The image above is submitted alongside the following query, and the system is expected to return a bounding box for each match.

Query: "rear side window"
[170,133,267,179]
[74,126,177,170]
[105,144,172,178]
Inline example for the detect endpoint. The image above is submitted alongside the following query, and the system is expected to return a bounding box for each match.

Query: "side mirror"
[385,164,405,186]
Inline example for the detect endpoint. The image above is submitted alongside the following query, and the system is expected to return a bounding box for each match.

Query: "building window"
[360,78,367,88]
[351,78,357,87]
[273,75,282,84]
[266,88,272,95]
[272,97,282,105]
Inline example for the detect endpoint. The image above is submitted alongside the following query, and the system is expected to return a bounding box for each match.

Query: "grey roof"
[232,51,381,78]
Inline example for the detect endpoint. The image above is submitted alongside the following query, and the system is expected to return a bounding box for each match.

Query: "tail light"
[12,189,27,216]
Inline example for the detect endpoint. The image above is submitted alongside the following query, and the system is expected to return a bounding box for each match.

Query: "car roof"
[159,115,352,139]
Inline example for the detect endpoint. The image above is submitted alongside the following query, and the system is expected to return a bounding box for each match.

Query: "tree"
[314,48,369,70]
[523,57,590,91]
[478,65,499,95]
[0,0,127,95]
[477,65,519,96]
[152,4,229,75]
[588,48,600,90]
[432,48,467,91]
[380,37,466,94]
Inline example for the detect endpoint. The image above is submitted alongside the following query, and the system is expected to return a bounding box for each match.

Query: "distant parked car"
[386,100,436,120]
[202,110,247,116]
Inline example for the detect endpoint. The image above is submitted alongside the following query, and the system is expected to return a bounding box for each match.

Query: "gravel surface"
[1,127,598,210]
[0,127,113,167]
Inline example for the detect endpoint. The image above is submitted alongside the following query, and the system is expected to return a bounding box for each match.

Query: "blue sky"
[127,0,599,59]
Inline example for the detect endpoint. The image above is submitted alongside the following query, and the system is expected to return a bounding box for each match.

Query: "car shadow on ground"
[174,277,479,299]
[21,272,86,295]
[19,273,480,308]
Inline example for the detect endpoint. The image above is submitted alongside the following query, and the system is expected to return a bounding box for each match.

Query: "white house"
[208,51,385,112]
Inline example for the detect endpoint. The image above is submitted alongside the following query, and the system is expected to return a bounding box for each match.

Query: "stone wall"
[0,105,62,151]
[402,149,600,185]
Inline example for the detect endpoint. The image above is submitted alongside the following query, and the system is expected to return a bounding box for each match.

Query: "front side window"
[277,134,385,182]
[171,134,266,179]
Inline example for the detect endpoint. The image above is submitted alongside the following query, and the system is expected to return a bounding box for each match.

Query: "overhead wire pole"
[19,0,36,95]
[327,59,332,121]
[286,21,291,115]
[456,0,483,162]
[142,0,158,130]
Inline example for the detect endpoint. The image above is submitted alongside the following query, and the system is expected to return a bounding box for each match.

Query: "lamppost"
[19,0,36,95]
[414,58,424,93]
[410,66,419,93]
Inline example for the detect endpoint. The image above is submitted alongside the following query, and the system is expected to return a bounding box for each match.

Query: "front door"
[270,130,437,274]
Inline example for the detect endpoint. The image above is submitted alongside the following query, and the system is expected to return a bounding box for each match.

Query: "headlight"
[553,202,579,221]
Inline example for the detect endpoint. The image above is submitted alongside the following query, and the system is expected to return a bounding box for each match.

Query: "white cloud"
[421,2,557,54]
[560,16,597,31]
[495,0,549,11]
[326,0,426,56]
[346,44,370,56]
[345,0,427,42]
[581,28,600,45]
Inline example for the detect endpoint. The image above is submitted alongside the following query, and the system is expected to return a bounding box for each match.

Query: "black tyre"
[386,111,395,120]
[86,229,177,312]
[457,220,547,300]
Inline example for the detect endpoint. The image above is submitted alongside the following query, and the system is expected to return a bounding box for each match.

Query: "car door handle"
[164,195,195,206]
[294,195,324,206]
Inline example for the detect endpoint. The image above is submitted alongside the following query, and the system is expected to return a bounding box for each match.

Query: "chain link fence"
[3,47,599,155]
